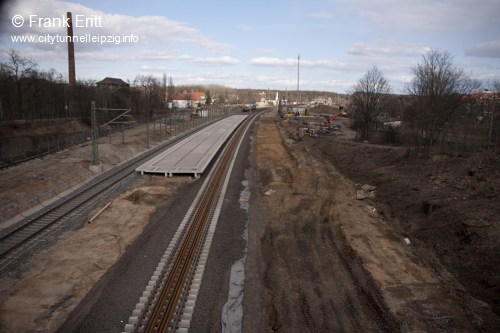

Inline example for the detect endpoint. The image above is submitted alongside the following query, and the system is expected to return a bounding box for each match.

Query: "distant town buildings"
[257,91,279,107]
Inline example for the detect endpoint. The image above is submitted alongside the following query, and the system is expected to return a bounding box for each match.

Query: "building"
[190,92,206,105]
[96,77,130,89]
[171,92,206,109]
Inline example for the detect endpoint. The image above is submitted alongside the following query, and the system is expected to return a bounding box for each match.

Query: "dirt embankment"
[254,112,500,332]
[0,176,191,333]
[0,123,153,224]
[0,119,90,139]
[0,120,91,160]
[310,132,500,318]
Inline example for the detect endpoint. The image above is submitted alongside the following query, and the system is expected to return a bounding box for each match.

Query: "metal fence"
[0,105,235,169]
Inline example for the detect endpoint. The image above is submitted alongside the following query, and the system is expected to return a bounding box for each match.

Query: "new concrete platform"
[135,115,248,178]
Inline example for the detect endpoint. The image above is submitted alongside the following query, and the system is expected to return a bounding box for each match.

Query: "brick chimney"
[67,12,76,85]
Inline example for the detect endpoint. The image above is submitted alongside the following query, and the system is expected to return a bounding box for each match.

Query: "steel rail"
[0,115,228,267]
[139,111,258,333]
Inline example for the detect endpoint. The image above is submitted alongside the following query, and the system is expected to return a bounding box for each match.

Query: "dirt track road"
[250,112,496,332]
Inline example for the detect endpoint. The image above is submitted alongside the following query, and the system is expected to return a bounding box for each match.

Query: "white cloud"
[254,74,296,87]
[136,51,177,61]
[2,0,498,93]
[342,0,500,33]
[348,40,430,58]
[173,71,252,86]
[250,57,345,70]
[2,0,233,53]
[314,79,353,91]
[250,57,295,67]
[137,51,239,66]
[465,40,500,58]
[189,55,239,65]
[140,65,178,72]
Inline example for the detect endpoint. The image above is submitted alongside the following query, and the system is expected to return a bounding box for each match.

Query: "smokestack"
[67,12,76,85]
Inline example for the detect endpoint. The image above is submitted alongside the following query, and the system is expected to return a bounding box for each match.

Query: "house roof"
[96,77,129,87]
[462,91,496,102]
[190,92,205,101]
[172,92,206,101]
[173,94,188,101]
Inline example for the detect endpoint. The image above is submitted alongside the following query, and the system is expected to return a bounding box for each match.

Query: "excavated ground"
[313,136,500,319]
[0,177,190,332]
[0,110,498,332]
[253,110,500,332]
[0,122,193,332]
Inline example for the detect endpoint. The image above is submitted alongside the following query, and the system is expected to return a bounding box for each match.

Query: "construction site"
[0,3,499,331]
[0,104,498,332]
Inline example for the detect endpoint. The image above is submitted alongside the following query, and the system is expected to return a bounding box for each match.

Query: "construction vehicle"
[241,103,256,112]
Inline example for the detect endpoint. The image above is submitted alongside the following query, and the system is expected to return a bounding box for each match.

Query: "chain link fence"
[0,105,238,222]
[0,105,236,169]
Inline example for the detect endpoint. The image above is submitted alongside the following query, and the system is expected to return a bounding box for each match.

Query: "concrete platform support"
[89,164,103,172]
[135,115,247,178]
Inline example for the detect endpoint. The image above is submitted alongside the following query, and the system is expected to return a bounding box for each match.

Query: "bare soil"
[305,108,500,319]
[1,109,499,332]
[0,123,154,224]
[0,176,191,332]
[253,110,500,332]
[0,122,193,332]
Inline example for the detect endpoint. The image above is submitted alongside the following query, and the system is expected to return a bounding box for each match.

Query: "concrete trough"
[135,115,248,178]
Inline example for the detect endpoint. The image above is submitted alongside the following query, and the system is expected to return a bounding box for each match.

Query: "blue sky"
[1,0,499,93]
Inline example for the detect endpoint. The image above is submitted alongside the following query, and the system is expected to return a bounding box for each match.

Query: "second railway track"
[0,114,233,271]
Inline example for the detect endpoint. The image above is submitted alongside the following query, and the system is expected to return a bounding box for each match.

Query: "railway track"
[124,111,259,332]
[0,115,229,271]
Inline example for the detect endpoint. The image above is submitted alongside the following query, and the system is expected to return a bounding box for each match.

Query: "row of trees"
[0,49,269,127]
[5,47,496,156]
[0,49,120,123]
[0,48,347,127]
[350,49,499,157]
[0,49,215,126]
[0,49,68,122]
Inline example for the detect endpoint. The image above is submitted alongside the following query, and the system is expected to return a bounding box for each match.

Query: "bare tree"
[134,75,161,120]
[350,66,391,141]
[162,73,167,107]
[167,75,175,104]
[1,49,37,120]
[0,50,77,122]
[405,49,481,157]
[205,90,212,105]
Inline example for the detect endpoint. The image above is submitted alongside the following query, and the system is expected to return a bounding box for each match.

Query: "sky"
[1,0,499,93]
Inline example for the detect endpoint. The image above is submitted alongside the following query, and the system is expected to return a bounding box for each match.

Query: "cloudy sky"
[1,0,499,93]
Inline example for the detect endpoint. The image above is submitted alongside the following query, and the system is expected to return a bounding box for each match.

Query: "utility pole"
[488,99,495,149]
[90,101,102,172]
[296,54,300,115]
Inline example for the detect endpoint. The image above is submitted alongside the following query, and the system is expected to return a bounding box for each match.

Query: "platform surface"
[135,115,248,177]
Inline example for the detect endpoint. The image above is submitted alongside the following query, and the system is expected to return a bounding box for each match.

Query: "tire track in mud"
[255,117,397,332]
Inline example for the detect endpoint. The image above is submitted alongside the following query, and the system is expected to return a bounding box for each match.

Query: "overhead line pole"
[296,54,300,115]
[90,101,102,172]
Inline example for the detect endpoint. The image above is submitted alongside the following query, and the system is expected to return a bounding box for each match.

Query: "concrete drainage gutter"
[221,174,251,333]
